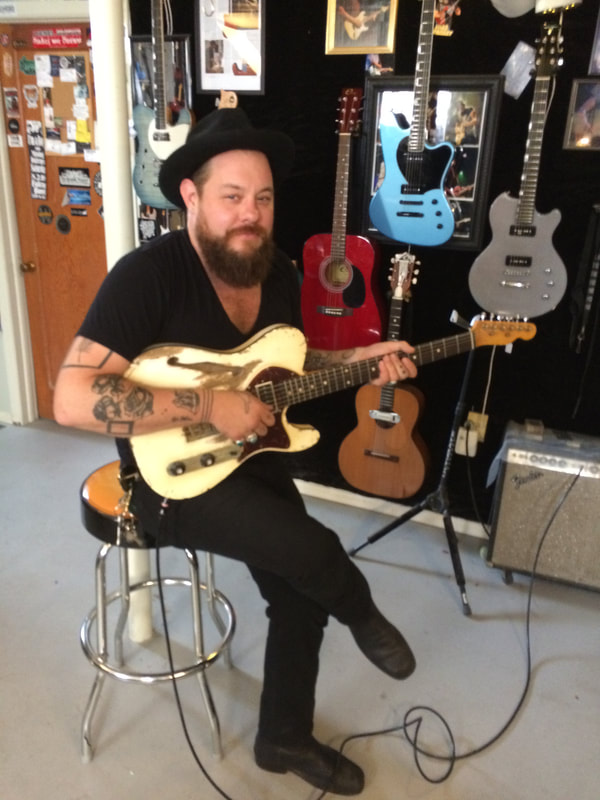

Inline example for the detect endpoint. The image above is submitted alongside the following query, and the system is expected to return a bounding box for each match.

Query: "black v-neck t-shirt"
[78,230,303,359]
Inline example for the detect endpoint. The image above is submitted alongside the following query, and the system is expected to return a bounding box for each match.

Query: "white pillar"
[89,0,152,643]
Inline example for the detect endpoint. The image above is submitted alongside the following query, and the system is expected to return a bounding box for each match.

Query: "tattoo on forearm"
[91,373,154,433]
[174,390,200,413]
[304,348,356,371]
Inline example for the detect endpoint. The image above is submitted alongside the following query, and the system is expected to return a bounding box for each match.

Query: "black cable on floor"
[314,468,582,798]
[154,470,580,799]
[155,498,237,800]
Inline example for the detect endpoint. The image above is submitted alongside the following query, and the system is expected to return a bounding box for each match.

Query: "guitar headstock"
[534,19,564,77]
[218,90,238,110]
[390,252,419,301]
[471,319,537,347]
[338,88,363,135]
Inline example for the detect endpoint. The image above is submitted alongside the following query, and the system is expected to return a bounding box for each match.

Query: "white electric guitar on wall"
[132,0,192,209]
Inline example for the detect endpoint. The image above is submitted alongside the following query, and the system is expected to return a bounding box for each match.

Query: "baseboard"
[294,479,487,540]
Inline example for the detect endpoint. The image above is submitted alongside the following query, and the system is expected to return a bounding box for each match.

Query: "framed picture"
[326,0,398,55]
[563,79,600,150]
[358,74,504,251]
[589,9,600,75]
[195,0,265,94]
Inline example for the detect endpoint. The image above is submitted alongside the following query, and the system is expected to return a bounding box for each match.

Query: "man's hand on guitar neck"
[305,339,417,387]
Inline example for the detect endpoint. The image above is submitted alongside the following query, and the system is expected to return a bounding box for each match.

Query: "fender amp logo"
[510,469,544,489]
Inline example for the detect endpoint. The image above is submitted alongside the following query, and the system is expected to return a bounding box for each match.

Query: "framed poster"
[326,0,398,55]
[563,79,600,150]
[358,74,504,251]
[195,0,265,94]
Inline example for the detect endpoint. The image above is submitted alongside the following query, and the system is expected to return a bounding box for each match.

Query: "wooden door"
[0,22,108,419]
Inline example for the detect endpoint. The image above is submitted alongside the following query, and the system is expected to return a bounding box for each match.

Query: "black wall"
[129,0,600,524]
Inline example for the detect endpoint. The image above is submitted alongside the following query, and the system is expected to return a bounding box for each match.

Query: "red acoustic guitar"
[301,88,385,349]
[338,252,429,499]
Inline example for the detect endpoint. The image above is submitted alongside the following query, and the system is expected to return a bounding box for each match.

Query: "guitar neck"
[516,20,563,228]
[151,0,168,132]
[331,132,351,261]
[408,0,435,153]
[258,329,476,413]
[517,76,551,226]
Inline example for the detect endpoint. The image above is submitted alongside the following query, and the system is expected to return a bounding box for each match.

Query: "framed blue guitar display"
[359,74,504,251]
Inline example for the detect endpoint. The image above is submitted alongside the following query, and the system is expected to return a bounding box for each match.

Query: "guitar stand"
[349,339,476,617]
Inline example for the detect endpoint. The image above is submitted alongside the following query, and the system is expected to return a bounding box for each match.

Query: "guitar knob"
[167,461,186,476]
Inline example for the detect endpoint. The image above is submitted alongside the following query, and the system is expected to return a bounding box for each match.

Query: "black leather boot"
[254,734,365,795]
[349,603,416,679]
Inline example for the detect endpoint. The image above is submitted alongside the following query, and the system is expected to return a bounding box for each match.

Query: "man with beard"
[54,107,418,796]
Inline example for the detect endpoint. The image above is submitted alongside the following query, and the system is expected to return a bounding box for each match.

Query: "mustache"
[226,224,268,239]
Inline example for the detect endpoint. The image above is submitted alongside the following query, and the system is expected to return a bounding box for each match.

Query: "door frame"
[0,0,136,424]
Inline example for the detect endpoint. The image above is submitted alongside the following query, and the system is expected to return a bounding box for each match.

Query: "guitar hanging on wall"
[301,88,385,349]
[468,19,567,319]
[125,319,536,499]
[338,252,430,499]
[368,0,455,246]
[132,0,192,210]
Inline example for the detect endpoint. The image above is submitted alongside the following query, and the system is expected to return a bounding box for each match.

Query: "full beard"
[195,221,274,288]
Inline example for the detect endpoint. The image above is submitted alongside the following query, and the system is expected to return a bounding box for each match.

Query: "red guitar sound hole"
[319,257,352,292]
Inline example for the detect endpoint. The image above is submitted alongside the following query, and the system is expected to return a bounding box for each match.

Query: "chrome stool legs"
[80,544,235,763]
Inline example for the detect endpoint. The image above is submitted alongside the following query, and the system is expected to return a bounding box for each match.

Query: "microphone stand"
[349,314,475,616]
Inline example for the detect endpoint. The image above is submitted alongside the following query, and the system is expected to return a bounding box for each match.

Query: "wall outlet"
[467,411,489,443]
[456,426,478,456]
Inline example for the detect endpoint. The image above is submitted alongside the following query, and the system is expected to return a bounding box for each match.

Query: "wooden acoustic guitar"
[338,252,429,499]
[132,0,192,209]
[301,88,385,349]
[125,319,536,499]
[368,0,455,246]
[468,19,567,319]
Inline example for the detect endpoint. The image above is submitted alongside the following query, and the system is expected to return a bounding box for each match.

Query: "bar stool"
[79,460,235,763]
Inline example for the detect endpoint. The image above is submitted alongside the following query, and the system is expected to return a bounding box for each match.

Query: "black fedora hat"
[159,107,295,208]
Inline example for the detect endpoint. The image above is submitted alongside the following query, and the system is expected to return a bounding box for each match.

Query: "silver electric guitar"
[468,19,567,319]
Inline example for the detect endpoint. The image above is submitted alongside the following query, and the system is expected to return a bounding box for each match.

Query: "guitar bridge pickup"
[499,280,531,289]
[369,409,400,423]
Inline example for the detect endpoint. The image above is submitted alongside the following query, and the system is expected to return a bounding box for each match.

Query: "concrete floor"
[1,419,598,800]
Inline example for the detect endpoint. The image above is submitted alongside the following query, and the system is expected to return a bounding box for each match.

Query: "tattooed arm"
[53,336,275,441]
[304,340,417,387]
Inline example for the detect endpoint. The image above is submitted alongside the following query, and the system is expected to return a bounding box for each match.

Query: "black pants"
[131,453,374,743]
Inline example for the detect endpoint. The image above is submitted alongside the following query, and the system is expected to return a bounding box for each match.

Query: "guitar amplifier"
[488,420,600,591]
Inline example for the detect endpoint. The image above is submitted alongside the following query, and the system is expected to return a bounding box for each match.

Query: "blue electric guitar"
[468,19,567,318]
[132,0,192,209]
[369,0,455,246]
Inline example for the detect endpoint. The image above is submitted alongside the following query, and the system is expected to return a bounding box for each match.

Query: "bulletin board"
[34,48,95,154]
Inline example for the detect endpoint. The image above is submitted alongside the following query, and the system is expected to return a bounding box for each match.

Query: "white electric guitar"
[125,321,536,499]
[132,0,192,209]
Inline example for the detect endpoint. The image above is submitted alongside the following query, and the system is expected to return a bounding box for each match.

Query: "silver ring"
[246,432,258,444]
[234,439,244,447]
